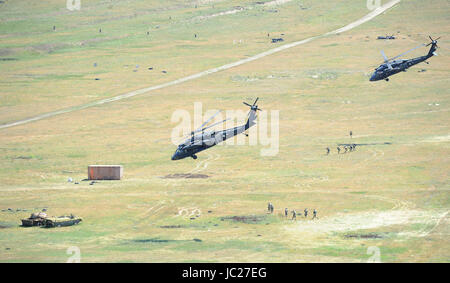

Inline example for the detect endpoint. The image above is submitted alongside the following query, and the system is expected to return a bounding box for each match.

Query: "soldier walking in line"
[350,131,353,139]
[268,202,272,213]
[326,147,330,155]
[285,208,288,218]
[270,203,274,214]
[304,208,308,218]
[292,210,297,220]
[312,209,317,219]
[337,146,341,154]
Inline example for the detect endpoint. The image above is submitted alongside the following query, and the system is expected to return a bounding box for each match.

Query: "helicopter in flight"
[171,98,261,160]
[370,36,440,82]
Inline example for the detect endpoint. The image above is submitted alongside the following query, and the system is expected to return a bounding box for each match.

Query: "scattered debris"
[344,233,383,239]
[13,156,32,160]
[133,238,200,243]
[271,38,284,43]
[162,70,167,73]
[94,78,100,80]
[220,215,267,224]
[67,177,73,183]
[162,173,209,179]
[160,225,184,229]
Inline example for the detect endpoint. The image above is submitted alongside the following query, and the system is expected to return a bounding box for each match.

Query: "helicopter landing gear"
[191,155,198,160]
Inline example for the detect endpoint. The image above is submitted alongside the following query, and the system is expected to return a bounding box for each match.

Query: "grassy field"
[0,0,449,262]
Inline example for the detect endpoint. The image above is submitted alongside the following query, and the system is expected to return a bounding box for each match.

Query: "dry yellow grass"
[0,0,449,262]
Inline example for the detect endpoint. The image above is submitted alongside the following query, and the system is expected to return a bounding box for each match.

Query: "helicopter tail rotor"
[426,36,441,47]
[426,36,440,56]
[243,97,262,112]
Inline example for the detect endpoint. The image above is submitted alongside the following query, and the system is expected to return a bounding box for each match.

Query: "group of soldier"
[267,203,317,220]
[325,131,358,155]
[326,144,357,155]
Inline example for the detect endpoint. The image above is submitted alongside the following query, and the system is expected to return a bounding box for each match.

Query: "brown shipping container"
[88,165,123,180]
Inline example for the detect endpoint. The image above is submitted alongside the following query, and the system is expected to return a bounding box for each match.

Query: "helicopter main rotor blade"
[243,102,252,107]
[381,50,389,62]
[194,110,222,133]
[389,43,425,61]
[253,97,259,106]
[380,50,393,69]
[197,118,231,133]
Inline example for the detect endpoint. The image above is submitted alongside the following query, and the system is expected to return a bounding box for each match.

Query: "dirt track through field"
[0,0,401,130]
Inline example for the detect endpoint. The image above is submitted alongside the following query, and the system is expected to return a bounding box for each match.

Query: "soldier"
[326,147,330,155]
[312,209,317,219]
[304,208,308,218]
[267,202,271,213]
[285,208,288,218]
[350,131,353,139]
[353,144,357,151]
[344,146,348,153]
[292,210,297,220]
[337,146,341,154]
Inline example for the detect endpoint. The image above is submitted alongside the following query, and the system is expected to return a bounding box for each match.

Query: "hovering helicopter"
[171,98,261,160]
[370,36,440,82]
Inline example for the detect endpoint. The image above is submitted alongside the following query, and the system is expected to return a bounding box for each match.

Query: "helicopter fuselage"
[370,54,432,81]
[370,40,437,82]
[171,105,258,160]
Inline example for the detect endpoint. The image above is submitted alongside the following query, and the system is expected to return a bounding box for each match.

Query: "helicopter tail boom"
[427,36,440,57]
[243,97,260,130]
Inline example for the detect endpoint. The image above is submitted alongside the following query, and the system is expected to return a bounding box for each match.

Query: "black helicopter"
[370,36,440,82]
[171,98,261,160]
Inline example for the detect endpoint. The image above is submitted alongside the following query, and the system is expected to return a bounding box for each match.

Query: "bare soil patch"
[344,233,383,239]
[162,173,209,179]
[220,215,267,224]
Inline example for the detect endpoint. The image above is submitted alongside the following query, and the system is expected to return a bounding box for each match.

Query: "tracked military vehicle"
[21,212,47,227]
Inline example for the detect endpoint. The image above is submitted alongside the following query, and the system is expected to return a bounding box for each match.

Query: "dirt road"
[0,0,401,130]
